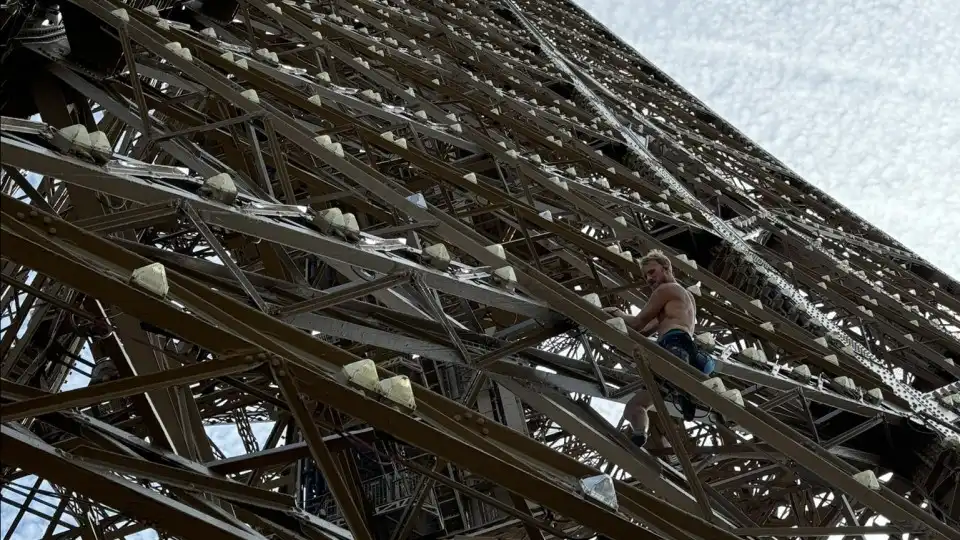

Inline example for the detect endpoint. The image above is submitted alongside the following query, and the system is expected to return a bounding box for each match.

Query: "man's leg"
[624,390,655,447]
[660,336,700,421]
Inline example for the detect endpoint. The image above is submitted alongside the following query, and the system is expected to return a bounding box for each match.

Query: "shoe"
[630,431,647,448]
[709,410,733,429]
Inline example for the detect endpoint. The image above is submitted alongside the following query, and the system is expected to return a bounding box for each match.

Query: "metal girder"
[0,198,652,540]
[0,353,263,421]
[1,424,266,540]
[0,129,548,320]
[2,0,957,539]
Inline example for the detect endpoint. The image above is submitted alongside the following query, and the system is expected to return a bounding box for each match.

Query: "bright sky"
[576,0,960,279]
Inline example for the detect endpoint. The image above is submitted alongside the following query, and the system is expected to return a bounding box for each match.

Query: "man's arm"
[629,286,670,331]
[635,318,659,336]
[604,287,671,332]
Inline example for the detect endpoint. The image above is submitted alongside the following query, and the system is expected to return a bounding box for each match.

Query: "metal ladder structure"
[1,0,958,539]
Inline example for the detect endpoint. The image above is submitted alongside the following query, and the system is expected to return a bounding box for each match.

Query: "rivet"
[476,417,485,425]
[48,227,57,235]
[257,352,268,360]
[481,428,489,435]
[244,355,254,361]
[29,210,38,217]
[43,216,51,224]
[277,369,286,376]
[453,414,462,421]
[15,212,24,219]
[464,412,473,419]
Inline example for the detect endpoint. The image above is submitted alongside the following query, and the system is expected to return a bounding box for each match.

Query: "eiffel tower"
[1,0,957,539]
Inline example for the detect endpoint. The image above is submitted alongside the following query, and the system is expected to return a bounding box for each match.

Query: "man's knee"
[628,390,654,410]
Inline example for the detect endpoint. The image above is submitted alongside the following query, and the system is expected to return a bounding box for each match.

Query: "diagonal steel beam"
[0,193,651,540]
[1,424,265,540]
[269,361,374,540]
[0,354,262,422]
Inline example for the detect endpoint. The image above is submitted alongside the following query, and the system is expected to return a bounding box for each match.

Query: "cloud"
[575,0,960,278]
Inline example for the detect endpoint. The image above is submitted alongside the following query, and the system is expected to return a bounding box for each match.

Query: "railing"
[311,469,421,521]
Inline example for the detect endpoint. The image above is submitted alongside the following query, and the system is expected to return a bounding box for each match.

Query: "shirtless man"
[604,250,702,448]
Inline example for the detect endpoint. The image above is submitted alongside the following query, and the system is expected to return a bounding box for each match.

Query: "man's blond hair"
[638,249,672,271]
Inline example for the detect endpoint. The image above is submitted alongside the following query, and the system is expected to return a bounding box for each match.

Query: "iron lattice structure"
[1,0,959,539]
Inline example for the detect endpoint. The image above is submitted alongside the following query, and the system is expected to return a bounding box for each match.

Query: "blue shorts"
[656,329,715,420]
[657,329,714,375]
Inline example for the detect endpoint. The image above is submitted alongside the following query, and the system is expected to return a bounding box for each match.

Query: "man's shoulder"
[662,282,693,301]
[662,282,686,294]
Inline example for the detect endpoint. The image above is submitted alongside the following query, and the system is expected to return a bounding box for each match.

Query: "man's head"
[638,250,674,290]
